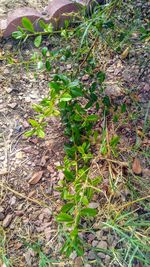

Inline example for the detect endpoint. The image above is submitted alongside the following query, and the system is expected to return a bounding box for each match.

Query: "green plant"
[0,228,12,267]
[25,72,105,256]
[9,0,150,264]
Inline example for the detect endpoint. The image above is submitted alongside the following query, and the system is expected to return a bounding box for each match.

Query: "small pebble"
[3,214,13,228]
[87,251,96,260]
[97,241,108,249]
[82,74,89,81]
[92,240,99,247]
[0,212,5,221]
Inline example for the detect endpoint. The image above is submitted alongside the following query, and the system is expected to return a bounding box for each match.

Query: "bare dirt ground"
[0,1,149,267]
[0,0,48,18]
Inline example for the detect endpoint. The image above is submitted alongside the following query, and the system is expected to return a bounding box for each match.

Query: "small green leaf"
[56,212,74,222]
[87,114,99,122]
[82,196,89,206]
[34,35,42,47]
[103,96,111,108]
[37,128,45,138]
[61,203,74,213]
[110,135,120,147]
[80,208,97,217]
[60,93,72,102]
[64,170,75,181]
[22,17,34,33]
[71,87,83,97]
[97,71,105,83]
[39,20,47,30]
[74,114,82,121]
[28,119,39,127]
[47,23,53,33]
[121,103,126,113]
[45,60,51,71]
[42,47,48,56]
[12,31,24,39]
[24,130,35,137]
[32,104,43,113]
[17,26,25,33]
[91,176,102,186]
[49,81,61,92]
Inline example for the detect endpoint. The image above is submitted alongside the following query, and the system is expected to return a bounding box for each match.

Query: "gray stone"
[88,202,99,209]
[97,241,108,249]
[105,255,111,265]
[98,252,106,259]
[92,240,99,247]
[96,230,103,240]
[0,212,5,221]
[6,87,13,93]
[87,251,96,260]
[8,103,17,109]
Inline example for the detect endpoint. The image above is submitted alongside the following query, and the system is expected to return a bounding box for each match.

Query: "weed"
[5,0,150,265]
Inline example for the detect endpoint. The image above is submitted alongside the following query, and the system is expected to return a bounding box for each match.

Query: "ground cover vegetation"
[0,0,149,266]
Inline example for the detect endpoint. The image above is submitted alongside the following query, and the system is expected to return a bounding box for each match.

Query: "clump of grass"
[0,228,12,267]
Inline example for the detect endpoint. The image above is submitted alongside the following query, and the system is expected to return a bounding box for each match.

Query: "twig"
[79,35,99,71]
[0,182,51,209]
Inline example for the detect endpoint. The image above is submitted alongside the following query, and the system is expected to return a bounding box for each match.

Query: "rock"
[97,241,108,249]
[70,251,77,260]
[16,151,24,159]
[105,84,123,97]
[102,235,107,241]
[0,207,4,213]
[87,251,96,260]
[23,120,30,128]
[8,103,17,109]
[143,83,150,92]
[98,252,106,259]
[66,64,72,70]
[92,240,99,247]
[88,233,95,242]
[25,97,31,103]
[0,212,5,221]
[88,202,99,209]
[6,87,13,93]
[3,214,13,228]
[132,157,142,175]
[105,255,111,265]
[74,257,83,266]
[96,230,103,240]
[42,208,52,219]
[82,74,89,81]
[15,210,24,216]
[142,168,150,178]
[58,171,64,180]
[9,196,16,205]
[54,161,61,167]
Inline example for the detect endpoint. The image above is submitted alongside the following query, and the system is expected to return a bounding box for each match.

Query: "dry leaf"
[121,47,130,59]
[29,171,43,185]
[132,158,142,175]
